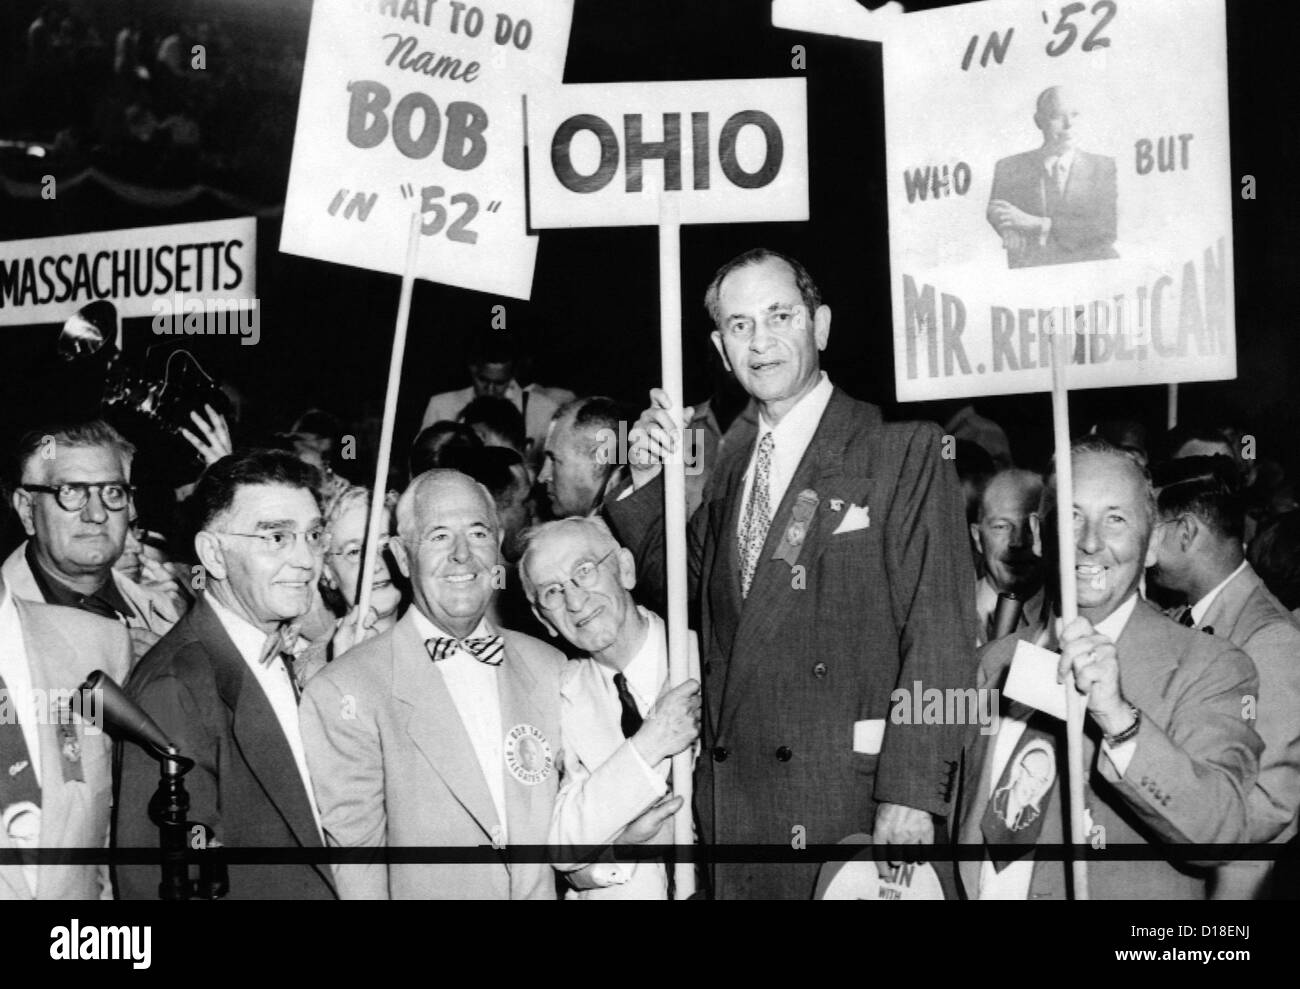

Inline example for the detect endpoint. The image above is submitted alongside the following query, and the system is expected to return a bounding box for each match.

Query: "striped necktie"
[426,635,505,666]
[739,432,775,598]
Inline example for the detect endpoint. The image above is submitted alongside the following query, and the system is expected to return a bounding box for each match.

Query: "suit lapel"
[194,598,323,852]
[498,636,553,866]
[1199,566,1258,640]
[562,661,624,774]
[719,390,862,734]
[393,614,502,843]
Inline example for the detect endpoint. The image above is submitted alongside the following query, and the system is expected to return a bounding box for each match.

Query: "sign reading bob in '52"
[526,78,808,227]
[281,0,573,299]
[883,0,1235,401]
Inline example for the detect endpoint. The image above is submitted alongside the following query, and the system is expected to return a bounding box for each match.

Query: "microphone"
[990,592,1024,643]
[77,670,185,766]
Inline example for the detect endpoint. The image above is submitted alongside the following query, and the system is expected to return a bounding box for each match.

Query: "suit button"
[812,662,828,679]
[775,746,793,762]
[712,746,729,762]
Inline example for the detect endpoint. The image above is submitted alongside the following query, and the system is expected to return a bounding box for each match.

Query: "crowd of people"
[2,246,1299,900]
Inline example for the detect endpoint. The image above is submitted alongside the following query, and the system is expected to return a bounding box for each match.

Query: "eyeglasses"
[534,549,616,612]
[21,482,133,512]
[215,525,327,556]
[721,303,807,341]
[328,535,395,565]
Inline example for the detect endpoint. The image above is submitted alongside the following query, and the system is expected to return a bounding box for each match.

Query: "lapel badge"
[830,499,844,512]
[774,489,820,566]
[8,760,28,778]
[504,723,553,786]
[57,720,85,783]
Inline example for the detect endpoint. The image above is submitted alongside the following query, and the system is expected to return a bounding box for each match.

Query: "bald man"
[300,469,567,899]
[971,468,1045,643]
[987,85,1118,268]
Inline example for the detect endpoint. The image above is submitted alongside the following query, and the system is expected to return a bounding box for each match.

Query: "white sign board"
[527,78,809,228]
[772,0,905,44]
[0,218,257,327]
[281,0,574,299]
[884,0,1235,402]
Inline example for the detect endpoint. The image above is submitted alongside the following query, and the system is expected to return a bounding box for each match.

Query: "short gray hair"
[396,469,499,545]
[1044,436,1157,530]
[517,516,621,602]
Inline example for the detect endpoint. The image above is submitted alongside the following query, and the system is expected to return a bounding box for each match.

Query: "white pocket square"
[832,504,870,534]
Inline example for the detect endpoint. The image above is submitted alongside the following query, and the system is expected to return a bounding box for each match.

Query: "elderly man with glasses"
[519,516,701,900]
[115,449,337,900]
[5,420,181,661]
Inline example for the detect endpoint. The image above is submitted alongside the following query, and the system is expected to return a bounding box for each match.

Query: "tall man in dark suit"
[115,451,336,899]
[1149,455,1300,898]
[608,248,977,899]
[987,86,1119,268]
[957,439,1262,899]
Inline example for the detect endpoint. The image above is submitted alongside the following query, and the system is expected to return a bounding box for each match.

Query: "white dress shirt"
[410,609,509,842]
[1190,560,1250,627]
[978,592,1140,899]
[594,607,671,789]
[736,372,835,538]
[206,594,322,835]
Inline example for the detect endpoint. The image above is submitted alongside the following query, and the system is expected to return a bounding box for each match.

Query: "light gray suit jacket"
[1,599,131,900]
[300,609,566,899]
[1198,565,1300,897]
[957,599,1262,899]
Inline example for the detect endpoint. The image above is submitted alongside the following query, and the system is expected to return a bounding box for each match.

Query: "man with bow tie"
[987,85,1119,269]
[609,249,977,899]
[300,469,567,899]
[116,450,336,899]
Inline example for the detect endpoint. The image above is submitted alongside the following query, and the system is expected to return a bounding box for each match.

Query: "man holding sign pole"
[957,438,1262,899]
[609,249,977,899]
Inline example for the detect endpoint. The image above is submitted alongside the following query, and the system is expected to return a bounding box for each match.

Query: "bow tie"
[426,634,505,666]
[260,623,304,666]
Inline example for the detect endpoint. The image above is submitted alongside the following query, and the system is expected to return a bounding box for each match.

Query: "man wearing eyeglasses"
[115,449,336,900]
[520,516,700,900]
[299,469,567,899]
[5,421,181,662]
[610,248,977,899]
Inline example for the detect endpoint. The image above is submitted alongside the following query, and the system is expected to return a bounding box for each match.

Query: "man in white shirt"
[300,469,567,899]
[987,85,1119,268]
[1149,455,1300,898]
[519,516,700,899]
[116,450,336,900]
[957,438,1263,899]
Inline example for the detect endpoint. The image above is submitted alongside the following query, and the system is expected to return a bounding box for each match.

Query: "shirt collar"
[595,607,666,707]
[1093,590,1140,641]
[25,541,132,620]
[756,372,833,449]
[1043,148,1076,173]
[1190,560,1250,626]
[205,592,279,668]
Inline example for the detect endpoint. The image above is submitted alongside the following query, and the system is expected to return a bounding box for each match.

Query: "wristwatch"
[1103,704,1142,746]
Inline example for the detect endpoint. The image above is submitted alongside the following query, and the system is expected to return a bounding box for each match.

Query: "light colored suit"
[1198,565,1300,898]
[550,613,699,900]
[3,542,180,642]
[0,598,131,900]
[957,599,1262,899]
[300,609,566,899]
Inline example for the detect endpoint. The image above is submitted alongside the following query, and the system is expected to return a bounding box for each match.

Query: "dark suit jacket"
[989,149,1118,268]
[606,387,978,899]
[114,596,336,900]
[956,600,1262,900]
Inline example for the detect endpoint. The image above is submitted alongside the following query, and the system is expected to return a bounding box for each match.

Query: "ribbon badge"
[773,489,820,567]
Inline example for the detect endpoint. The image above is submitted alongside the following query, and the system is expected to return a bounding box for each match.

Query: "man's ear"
[1144,526,1161,570]
[710,330,733,373]
[389,538,413,580]
[530,604,559,638]
[616,546,637,591]
[969,522,983,558]
[12,489,36,536]
[1179,515,1199,553]
[194,530,229,581]
[1028,511,1043,559]
[813,304,831,352]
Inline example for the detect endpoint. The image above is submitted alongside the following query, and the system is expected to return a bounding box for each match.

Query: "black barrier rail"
[5,843,1300,865]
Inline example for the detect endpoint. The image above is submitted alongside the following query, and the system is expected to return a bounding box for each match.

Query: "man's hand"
[874,802,935,875]
[617,795,683,845]
[179,404,233,466]
[988,199,1048,237]
[626,389,694,491]
[631,678,701,767]
[1057,615,1131,736]
[128,626,161,660]
[137,555,187,609]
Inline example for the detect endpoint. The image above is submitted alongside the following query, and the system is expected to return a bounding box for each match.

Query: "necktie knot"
[260,623,304,666]
[426,634,505,666]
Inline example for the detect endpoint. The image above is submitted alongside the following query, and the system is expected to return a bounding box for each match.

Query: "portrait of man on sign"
[987,85,1119,269]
